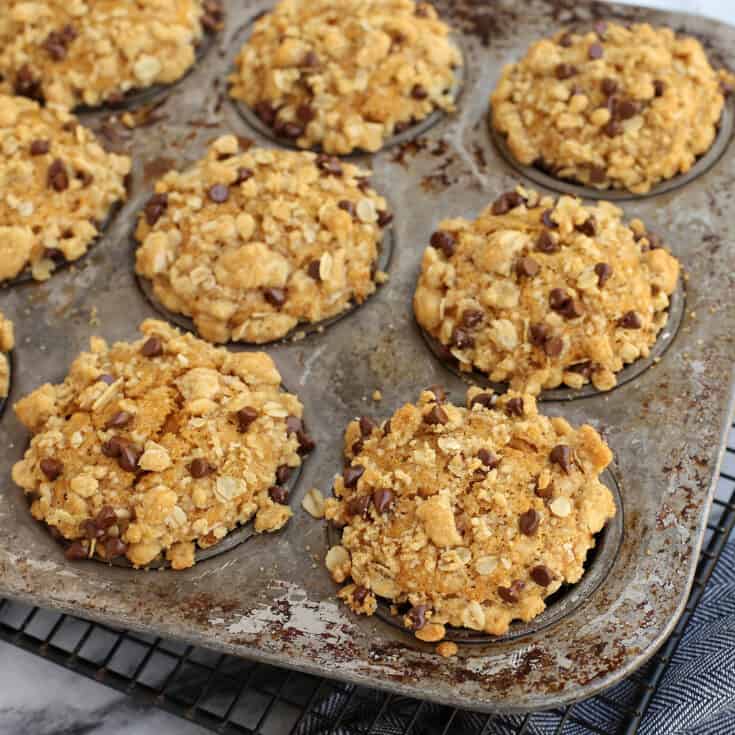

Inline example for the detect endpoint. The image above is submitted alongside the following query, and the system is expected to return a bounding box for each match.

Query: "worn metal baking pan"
[0,0,734,715]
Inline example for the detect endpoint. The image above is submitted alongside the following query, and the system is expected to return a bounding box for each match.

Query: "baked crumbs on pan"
[0,312,14,399]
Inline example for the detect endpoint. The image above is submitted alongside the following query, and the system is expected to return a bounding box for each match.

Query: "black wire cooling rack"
[2,418,734,735]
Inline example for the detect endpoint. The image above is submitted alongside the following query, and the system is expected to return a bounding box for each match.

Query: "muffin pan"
[0,0,734,715]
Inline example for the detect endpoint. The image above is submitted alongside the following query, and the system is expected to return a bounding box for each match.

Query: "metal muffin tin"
[0,0,734,714]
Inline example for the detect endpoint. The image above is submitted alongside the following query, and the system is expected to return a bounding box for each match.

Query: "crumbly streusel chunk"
[0,94,131,282]
[229,0,462,154]
[0,311,14,398]
[0,0,223,109]
[11,319,314,570]
[135,137,392,344]
[324,387,615,644]
[413,187,680,394]
[491,22,734,193]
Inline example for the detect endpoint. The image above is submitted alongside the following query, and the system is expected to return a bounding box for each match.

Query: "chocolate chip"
[264,287,286,307]
[347,494,371,518]
[478,448,499,469]
[541,209,557,229]
[451,327,474,349]
[276,464,292,485]
[15,65,43,101]
[30,139,50,156]
[407,605,428,630]
[359,416,376,437]
[430,230,456,257]
[43,26,77,61]
[208,183,229,203]
[519,508,540,536]
[470,393,494,410]
[588,43,604,60]
[353,585,369,604]
[237,406,258,432]
[529,323,549,346]
[344,464,365,488]
[535,477,553,499]
[104,537,128,559]
[40,458,63,481]
[491,190,525,215]
[189,458,213,478]
[81,519,105,540]
[604,120,622,137]
[47,158,69,191]
[296,104,315,123]
[460,309,484,329]
[653,79,666,97]
[576,217,596,237]
[338,200,356,217]
[64,541,87,561]
[594,262,613,287]
[280,122,304,139]
[411,84,428,100]
[144,193,168,225]
[373,488,394,513]
[234,167,253,185]
[516,256,540,278]
[254,100,277,126]
[424,404,448,425]
[316,154,343,176]
[549,288,570,311]
[619,310,642,329]
[559,32,573,47]
[303,50,320,68]
[589,166,607,183]
[307,259,322,281]
[536,230,559,254]
[498,580,525,604]
[296,426,315,454]
[531,564,554,586]
[118,445,140,473]
[105,411,132,430]
[351,440,364,455]
[377,210,393,227]
[96,506,117,529]
[286,416,303,435]
[568,361,592,378]
[646,232,664,250]
[550,444,572,473]
[616,99,639,120]
[141,336,163,357]
[555,63,578,80]
[506,397,524,417]
[268,486,289,504]
[601,78,618,96]
[544,336,564,357]
[102,436,125,458]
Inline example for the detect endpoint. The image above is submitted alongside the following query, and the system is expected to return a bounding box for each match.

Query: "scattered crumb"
[372,389,382,401]
[375,270,389,284]
[436,641,458,658]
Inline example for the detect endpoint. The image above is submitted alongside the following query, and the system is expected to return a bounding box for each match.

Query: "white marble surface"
[1,2,734,734]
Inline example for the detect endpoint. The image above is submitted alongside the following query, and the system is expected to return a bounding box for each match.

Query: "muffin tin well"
[0,0,734,717]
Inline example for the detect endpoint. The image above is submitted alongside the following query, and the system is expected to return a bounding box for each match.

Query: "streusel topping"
[229,0,462,154]
[324,387,615,644]
[491,22,733,193]
[0,94,131,282]
[413,187,680,394]
[135,137,392,344]
[12,320,314,570]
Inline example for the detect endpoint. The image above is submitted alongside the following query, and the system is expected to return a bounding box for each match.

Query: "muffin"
[0,94,131,282]
[0,0,223,109]
[324,387,616,647]
[413,187,680,394]
[491,22,734,193]
[229,0,462,154]
[11,319,314,570]
[135,136,392,344]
